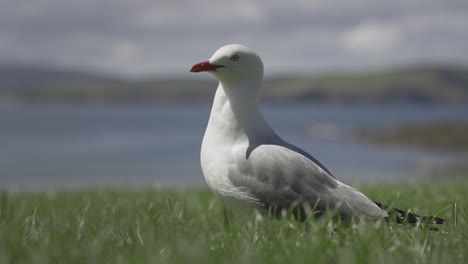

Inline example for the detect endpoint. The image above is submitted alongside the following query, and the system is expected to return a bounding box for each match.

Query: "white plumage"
[192,44,387,219]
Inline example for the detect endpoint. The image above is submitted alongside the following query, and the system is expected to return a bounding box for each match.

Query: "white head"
[190,44,264,85]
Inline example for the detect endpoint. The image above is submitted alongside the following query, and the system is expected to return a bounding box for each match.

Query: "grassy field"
[1,181,467,264]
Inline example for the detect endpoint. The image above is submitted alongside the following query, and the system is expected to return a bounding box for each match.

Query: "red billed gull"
[190,44,444,224]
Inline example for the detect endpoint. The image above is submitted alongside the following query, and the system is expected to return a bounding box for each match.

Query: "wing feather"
[228,143,387,218]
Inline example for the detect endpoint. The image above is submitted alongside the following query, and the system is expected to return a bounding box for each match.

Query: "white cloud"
[110,41,140,63]
[342,21,402,54]
[0,0,467,76]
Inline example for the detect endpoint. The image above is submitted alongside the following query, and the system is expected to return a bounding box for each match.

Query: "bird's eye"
[230,55,239,61]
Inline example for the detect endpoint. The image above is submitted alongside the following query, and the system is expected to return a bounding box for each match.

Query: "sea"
[0,102,467,190]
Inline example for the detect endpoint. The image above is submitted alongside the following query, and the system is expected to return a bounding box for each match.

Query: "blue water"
[0,102,467,190]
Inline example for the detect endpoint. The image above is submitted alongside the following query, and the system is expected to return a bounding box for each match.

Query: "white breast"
[201,134,261,208]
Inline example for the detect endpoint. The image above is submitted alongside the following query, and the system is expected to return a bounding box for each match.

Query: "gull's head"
[190,44,263,85]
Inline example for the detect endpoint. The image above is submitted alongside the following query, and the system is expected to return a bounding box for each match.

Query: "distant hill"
[1,64,467,103]
[265,65,468,103]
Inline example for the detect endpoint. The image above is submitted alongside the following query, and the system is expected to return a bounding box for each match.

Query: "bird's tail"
[373,201,445,225]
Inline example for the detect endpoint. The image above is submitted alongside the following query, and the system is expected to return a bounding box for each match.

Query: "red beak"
[190,61,224,72]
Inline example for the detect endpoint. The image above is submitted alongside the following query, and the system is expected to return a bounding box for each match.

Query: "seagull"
[190,44,444,224]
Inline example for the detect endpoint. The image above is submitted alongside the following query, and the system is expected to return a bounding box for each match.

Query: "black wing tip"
[373,200,446,225]
[430,216,445,225]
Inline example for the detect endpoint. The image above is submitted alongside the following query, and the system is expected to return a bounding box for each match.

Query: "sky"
[1,0,468,77]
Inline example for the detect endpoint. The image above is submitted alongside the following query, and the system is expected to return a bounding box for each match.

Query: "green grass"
[1,181,467,264]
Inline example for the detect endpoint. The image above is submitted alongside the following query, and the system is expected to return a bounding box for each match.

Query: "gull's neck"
[206,80,276,144]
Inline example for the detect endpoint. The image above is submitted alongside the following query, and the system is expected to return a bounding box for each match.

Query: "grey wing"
[282,142,336,178]
[228,144,387,219]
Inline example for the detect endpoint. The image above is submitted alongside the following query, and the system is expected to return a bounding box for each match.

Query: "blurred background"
[0,0,467,190]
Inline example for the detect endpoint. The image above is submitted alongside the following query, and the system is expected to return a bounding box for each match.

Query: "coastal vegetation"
[1,64,467,104]
[358,123,468,151]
